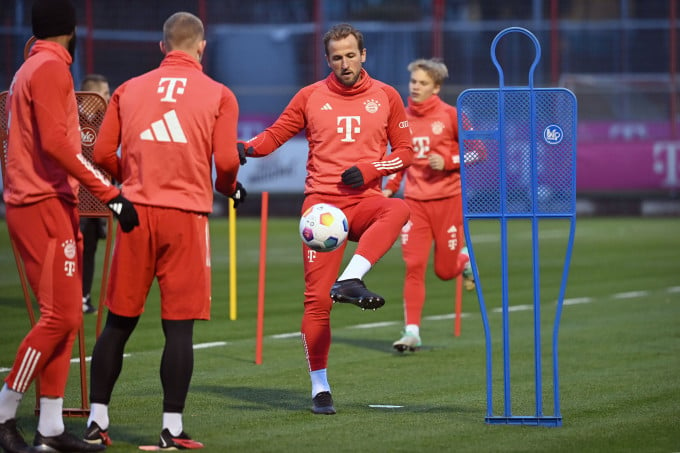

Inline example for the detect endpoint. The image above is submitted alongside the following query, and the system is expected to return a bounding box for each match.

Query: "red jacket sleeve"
[443,106,460,171]
[244,86,310,156]
[33,60,118,203]
[384,170,404,194]
[93,86,123,182]
[213,87,240,196]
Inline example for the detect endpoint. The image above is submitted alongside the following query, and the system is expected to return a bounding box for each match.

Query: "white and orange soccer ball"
[299,203,349,252]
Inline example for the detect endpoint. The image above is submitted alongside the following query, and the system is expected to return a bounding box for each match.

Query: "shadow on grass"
[332,335,450,355]
[193,384,477,416]
[193,384,308,412]
[0,296,31,308]
[331,335,395,353]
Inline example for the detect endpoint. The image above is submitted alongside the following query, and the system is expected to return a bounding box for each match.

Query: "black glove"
[341,166,364,189]
[107,193,139,233]
[230,181,247,208]
[237,141,252,166]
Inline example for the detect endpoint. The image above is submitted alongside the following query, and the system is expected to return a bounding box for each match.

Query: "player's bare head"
[162,12,205,54]
[323,23,364,55]
[32,0,76,39]
[80,74,110,102]
[81,74,107,90]
[407,58,449,87]
[324,24,367,87]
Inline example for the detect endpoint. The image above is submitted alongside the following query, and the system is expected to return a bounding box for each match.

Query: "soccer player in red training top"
[383,58,474,353]
[239,23,413,415]
[83,12,245,450]
[0,1,138,452]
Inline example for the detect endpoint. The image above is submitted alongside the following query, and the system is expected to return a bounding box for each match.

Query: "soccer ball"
[299,203,349,252]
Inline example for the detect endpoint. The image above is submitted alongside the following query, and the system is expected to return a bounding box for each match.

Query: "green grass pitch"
[0,216,678,452]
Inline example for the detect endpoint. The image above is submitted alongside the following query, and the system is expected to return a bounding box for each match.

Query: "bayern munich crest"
[364,99,381,113]
[431,120,445,135]
[62,239,77,259]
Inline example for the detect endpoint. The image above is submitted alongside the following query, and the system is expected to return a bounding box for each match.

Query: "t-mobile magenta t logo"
[157,77,187,103]
[337,116,361,142]
[653,141,680,187]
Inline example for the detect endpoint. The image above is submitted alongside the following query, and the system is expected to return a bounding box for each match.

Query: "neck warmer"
[326,68,373,96]
[407,94,442,117]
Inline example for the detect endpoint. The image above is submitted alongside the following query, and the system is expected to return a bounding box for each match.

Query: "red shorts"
[106,205,211,320]
[402,196,464,280]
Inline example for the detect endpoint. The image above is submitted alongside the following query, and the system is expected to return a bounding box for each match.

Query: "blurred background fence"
[1,0,678,215]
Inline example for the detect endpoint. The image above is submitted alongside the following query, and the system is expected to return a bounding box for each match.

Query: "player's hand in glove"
[342,162,382,189]
[237,141,253,165]
[107,193,139,233]
[230,181,247,208]
[341,165,365,189]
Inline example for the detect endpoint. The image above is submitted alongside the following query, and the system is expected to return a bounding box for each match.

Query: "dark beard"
[68,32,77,60]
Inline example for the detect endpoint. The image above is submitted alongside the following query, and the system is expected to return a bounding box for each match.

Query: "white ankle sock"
[310,369,330,397]
[338,255,371,281]
[87,403,109,431]
[405,324,420,337]
[0,384,23,423]
[37,397,64,437]
[163,412,183,437]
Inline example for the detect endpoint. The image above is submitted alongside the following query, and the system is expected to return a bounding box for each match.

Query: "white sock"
[163,412,183,437]
[310,369,330,397]
[0,384,23,423]
[37,397,64,437]
[87,403,109,430]
[338,255,371,281]
[405,324,420,337]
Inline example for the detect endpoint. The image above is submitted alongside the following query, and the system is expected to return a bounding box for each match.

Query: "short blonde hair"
[162,12,204,51]
[407,58,449,87]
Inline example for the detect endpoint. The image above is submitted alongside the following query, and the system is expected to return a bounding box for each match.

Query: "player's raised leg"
[330,197,409,310]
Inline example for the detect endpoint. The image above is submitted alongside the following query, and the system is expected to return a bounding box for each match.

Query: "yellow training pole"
[229,198,237,320]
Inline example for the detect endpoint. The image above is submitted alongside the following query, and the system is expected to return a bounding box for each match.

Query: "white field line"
[563,297,593,305]
[193,341,229,349]
[424,313,469,321]
[270,332,301,339]
[352,321,399,329]
[1,286,675,373]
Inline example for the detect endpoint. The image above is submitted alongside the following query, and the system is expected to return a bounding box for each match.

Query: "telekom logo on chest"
[158,77,187,102]
[337,116,361,142]
[412,136,430,158]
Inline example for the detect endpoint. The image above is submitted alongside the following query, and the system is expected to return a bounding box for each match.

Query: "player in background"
[79,74,111,315]
[84,11,245,450]
[383,58,474,353]
[0,1,138,452]
[238,23,413,415]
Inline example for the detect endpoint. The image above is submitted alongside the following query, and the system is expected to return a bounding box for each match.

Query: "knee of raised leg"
[435,267,457,281]
[390,199,411,223]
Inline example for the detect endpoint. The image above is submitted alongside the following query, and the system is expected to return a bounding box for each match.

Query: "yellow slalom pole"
[229,198,237,320]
